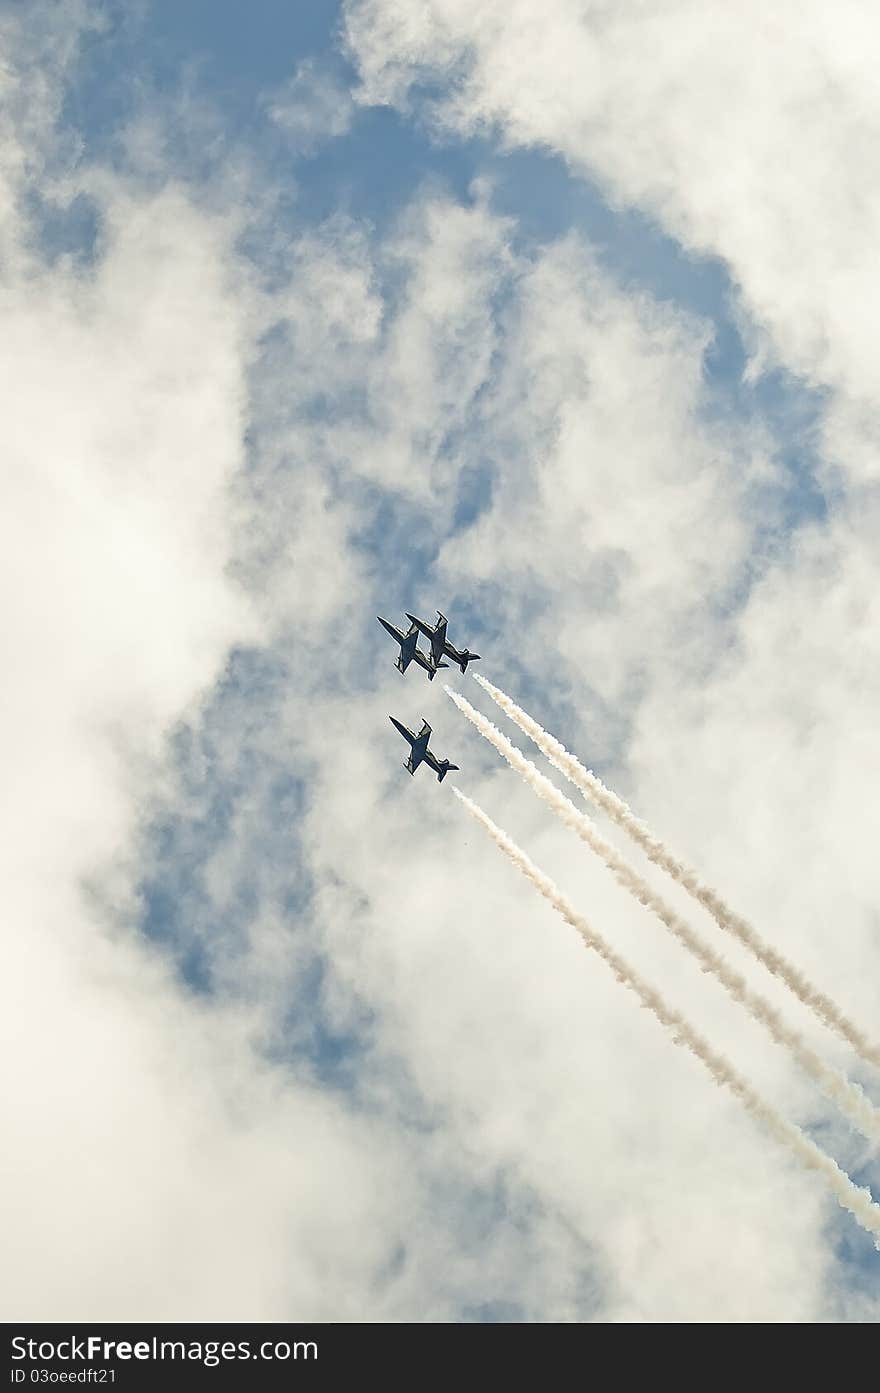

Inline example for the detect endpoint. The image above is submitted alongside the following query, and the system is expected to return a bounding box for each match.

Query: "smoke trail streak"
[473,674,880,1071]
[446,688,880,1146]
[453,788,880,1247]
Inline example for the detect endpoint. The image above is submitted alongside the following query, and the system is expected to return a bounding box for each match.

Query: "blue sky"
[58,0,830,602]
[4,0,879,1322]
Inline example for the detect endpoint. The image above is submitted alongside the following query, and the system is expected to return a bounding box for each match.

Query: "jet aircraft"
[405,610,480,674]
[390,717,459,782]
[377,615,447,679]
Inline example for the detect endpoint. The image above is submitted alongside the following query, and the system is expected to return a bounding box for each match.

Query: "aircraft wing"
[417,719,431,740]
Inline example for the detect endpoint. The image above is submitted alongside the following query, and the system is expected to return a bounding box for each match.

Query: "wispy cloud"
[267,58,355,153]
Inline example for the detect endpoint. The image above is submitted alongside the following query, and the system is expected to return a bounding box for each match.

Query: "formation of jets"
[377,615,448,680]
[378,609,479,783]
[405,611,480,675]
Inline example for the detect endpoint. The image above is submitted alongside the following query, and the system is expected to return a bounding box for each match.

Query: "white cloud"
[434,235,759,713]
[0,5,403,1322]
[267,58,355,153]
[361,190,513,499]
[345,0,880,485]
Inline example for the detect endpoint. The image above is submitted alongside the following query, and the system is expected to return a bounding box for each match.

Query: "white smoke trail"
[453,788,880,1247]
[474,674,880,1072]
[446,688,880,1147]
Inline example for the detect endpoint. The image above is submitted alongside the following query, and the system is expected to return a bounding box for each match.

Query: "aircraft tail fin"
[437,761,459,783]
[426,661,449,681]
[459,653,480,674]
